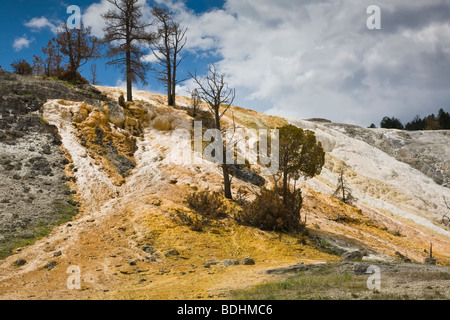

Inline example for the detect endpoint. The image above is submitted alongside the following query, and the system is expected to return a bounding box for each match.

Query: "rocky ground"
[326,123,450,188]
[0,71,130,259]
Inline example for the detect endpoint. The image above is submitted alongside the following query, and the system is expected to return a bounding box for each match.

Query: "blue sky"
[1,0,450,127]
[0,0,225,96]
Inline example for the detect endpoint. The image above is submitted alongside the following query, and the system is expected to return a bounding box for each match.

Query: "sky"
[1,0,450,127]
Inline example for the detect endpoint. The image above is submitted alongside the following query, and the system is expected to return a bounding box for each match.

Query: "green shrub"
[236,188,305,233]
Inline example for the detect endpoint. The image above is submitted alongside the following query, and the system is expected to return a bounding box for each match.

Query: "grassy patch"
[231,266,367,300]
[0,196,78,260]
[231,263,450,300]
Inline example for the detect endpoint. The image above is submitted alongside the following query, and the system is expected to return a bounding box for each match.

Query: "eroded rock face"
[0,71,121,258]
[326,124,450,188]
[72,102,138,184]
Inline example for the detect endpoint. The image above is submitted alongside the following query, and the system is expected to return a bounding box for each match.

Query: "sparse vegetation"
[235,125,325,234]
[187,191,228,220]
[11,59,33,75]
[33,39,63,78]
[231,265,366,300]
[231,263,450,300]
[333,168,357,216]
[176,191,229,232]
[0,191,78,259]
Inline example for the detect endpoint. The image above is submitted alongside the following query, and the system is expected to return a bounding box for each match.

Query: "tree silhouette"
[380,116,404,130]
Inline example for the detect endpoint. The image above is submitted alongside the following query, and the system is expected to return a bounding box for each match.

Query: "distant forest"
[370,109,450,131]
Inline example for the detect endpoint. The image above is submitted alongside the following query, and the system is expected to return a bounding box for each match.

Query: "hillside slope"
[0,76,449,299]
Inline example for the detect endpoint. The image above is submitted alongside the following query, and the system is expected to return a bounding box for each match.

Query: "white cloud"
[76,0,450,126]
[170,0,450,126]
[24,17,59,34]
[82,0,114,38]
[13,35,34,51]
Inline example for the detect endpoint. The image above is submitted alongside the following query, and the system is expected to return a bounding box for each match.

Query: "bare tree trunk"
[222,160,232,199]
[126,25,133,102]
[171,68,176,107]
[167,68,173,106]
[90,64,97,85]
[151,7,187,107]
[283,170,289,206]
[215,109,232,199]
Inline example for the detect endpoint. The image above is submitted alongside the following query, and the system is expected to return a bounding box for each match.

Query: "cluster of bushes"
[185,187,306,234]
[10,58,89,85]
[186,191,228,220]
[10,59,33,76]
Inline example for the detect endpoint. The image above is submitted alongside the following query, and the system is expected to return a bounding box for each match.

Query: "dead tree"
[442,197,450,227]
[102,0,156,102]
[33,39,63,77]
[333,168,357,219]
[90,64,98,85]
[191,89,201,117]
[151,7,187,107]
[56,23,100,81]
[190,65,235,199]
